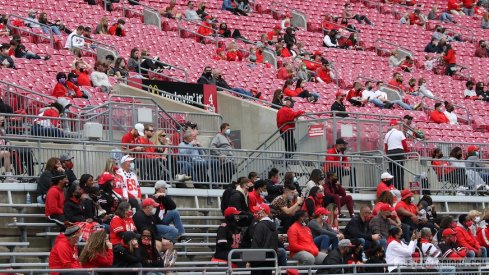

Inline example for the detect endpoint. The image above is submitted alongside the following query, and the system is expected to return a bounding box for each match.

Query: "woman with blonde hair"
[476,208,489,248]
[80,229,114,268]
[150,129,172,156]
[325,203,339,231]
[95,17,109,34]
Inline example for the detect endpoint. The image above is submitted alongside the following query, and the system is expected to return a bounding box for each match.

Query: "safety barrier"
[420,95,471,126]
[137,58,189,83]
[70,34,119,62]
[7,14,54,48]
[269,2,307,29]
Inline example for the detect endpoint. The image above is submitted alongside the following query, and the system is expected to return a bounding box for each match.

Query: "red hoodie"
[108,24,126,36]
[430,110,449,124]
[81,249,114,268]
[45,185,65,217]
[455,225,481,252]
[287,222,318,257]
[443,49,456,64]
[324,147,349,172]
[448,0,461,10]
[283,87,303,97]
[49,234,82,274]
[276,106,304,133]
[476,227,489,248]
[277,67,292,80]
[52,82,83,98]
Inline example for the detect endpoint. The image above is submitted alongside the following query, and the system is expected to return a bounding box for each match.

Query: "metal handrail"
[355,76,403,94]
[321,20,361,34]
[70,34,119,56]
[177,17,220,48]
[374,38,413,57]
[137,58,188,82]
[443,22,475,43]
[420,95,471,126]
[391,3,416,18]
[7,14,54,48]
[269,1,305,19]
[217,85,282,109]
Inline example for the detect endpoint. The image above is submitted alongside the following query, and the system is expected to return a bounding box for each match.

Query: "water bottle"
[26,192,31,204]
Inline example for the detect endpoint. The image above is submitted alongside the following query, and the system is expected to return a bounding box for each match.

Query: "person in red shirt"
[400,56,415,72]
[276,62,294,80]
[121,123,144,152]
[448,0,463,15]
[80,229,114,268]
[321,14,340,34]
[135,124,166,181]
[276,43,292,58]
[266,25,282,43]
[430,102,449,124]
[247,180,266,211]
[409,9,426,26]
[282,79,319,103]
[45,173,69,227]
[456,214,487,257]
[376,172,401,201]
[387,72,406,92]
[288,210,328,264]
[324,138,350,179]
[52,72,84,98]
[438,228,468,260]
[442,44,457,76]
[395,189,419,237]
[110,201,137,245]
[226,42,243,61]
[213,48,227,60]
[323,172,354,217]
[302,186,324,216]
[73,60,92,87]
[346,82,364,106]
[315,61,333,83]
[49,225,83,274]
[302,54,321,71]
[462,0,476,15]
[276,97,304,159]
[197,15,215,37]
[108,19,126,37]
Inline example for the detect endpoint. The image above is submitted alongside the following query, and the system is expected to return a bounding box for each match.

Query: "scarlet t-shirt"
[316,67,332,83]
[136,136,156,158]
[121,131,137,150]
[109,216,137,245]
[395,200,417,217]
[376,181,397,198]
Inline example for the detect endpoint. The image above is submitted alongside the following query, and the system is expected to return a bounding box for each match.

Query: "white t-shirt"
[464,89,477,97]
[116,168,140,200]
[444,111,458,125]
[373,90,388,101]
[65,31,85,50]
[384,128,406,151]
[361,89,375,101]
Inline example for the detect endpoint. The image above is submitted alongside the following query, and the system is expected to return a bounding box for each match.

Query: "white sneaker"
[175,174,192,182]
[4,172,19,183]
[455,191,466,196]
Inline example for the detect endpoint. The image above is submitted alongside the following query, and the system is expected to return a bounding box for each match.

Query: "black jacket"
[113,244,143,270]
[330,101,348,117]
[265,179,283,202]
[151,194,176,216]
[344,216,372,241]
[228,189,248,212]
[63,198,87,223]
[215,77,233,91]
[221,183,237,214]
[284,33,296,48]
[197,74,216,85]
[364,257,386,273]
[132,210,163,239]
[65,169,77,185]
[251,218,278,250]
[424,42,438,53]
[36,170,54,197]
[320,248,346,274]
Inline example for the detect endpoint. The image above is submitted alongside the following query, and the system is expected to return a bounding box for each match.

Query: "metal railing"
[391,3,417,19]
[7,14,54,48]
[321,19,361,34]
[355,76,403,93]
[419,95,471,126]
[293,56,340,86]
[137,58,188,82]
[375,39,413,58]
[269,1,307,28]
[216,85,282,110]
[177,17,220,48]
[70,34,119,61]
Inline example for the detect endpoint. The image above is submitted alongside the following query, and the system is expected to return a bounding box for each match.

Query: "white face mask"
[151,208,157,215]
[130,162,135,171]
[78,235,83,243]
[410,197,415,203]
[475,217,481,223]
[260,191,268,198]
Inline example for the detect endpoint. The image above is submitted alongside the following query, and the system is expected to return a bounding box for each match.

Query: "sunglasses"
[159,134,166,137]
[145,129,154,132]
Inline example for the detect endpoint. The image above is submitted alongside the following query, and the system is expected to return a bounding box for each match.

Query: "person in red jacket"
[323,172,354,217]
[438,228,468,260]
[266,25,282,43]
[197,15,215,37]
[288,210,327,264]
[448,0,463,15]
[456,214,487,257]
[49,225,83,274]
[247,179,266,211]
[443,44,457,76]
[45,173,69,227]
[302,186,324,217]
[282,79,319,103]
[315,60,333,83]
[324,138,356,189]
[463,0,476,15]
[108,19,126,37]
[430,102,449,124]
[52,72,84,98]
[277,62,294,80]
[409,9,426,26]
[80,229,114,268]
[226,42,243,61]
[376,172,401,201]
[276,97,304,159]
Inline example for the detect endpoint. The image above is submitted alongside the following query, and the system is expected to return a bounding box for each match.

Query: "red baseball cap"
[285,11,292,18]
[389,119,399,126]
[442,228,456,237]
[273,25,281,30]
[335,91,345,98]
[98,172,114,185]
[313,50,321,56]
[379,203,394,212]
[224,207,241,217]
[142,198,159,208]
[252,203,270,215]
[468,145,479,153]
[314,207,331,216]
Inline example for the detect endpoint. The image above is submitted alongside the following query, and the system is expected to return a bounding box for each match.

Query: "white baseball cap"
[381,172,394,179]
[121,155,135,163]
[134,123,144,136]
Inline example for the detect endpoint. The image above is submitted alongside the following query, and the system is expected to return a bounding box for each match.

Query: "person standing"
[384,119,408,190]
[276,97,304,159]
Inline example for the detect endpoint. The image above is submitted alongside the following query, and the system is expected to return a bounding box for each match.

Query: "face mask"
[79,68,85,73]
[475,217,481,223]
[126,210,134,217]
[301,66,306,70]
[451,221,457,228]
[205,71,212,77]
[142,238,151,246]
[301,221,307,226]
[59,78,66,84]
[71,78,78,84]
[475,152,480,157]
[410,197,415,203]
[130,163,135,171]
[260,191,268,198]
[385,179,393,186]
[316,193,324,200]
[64,181,70,187]
[66,162,74,170]
[449,236,456,243]
[287,195,294,201]
[78,235,83,243]
[150,208,157,215]
[335,35,341,39]
[331,178,338,184]
[119,24,124,29]
[224,129,231,135]
[339,147,346,153]
[322,216,328,222]
[248,186,254,192]
[293,177,298,183]
[74,192,82,199]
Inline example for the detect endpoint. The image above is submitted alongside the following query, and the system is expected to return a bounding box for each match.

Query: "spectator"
[58,153,76,184]
[98,172,118,215]
[369,203,394,249]
[152,180,186,240]
[428,5,456,23]
[108,19,126,37]
[303,169,324,197]
[330,91,348,117]
[475,40,488,58]
[265,168,283,202]
[400,56,415,72]
[184,1,200,20]
[384,119,408,189]
[346,82,364,106]
[221,179,240,213]
[283,79,319,103]
[162,0,182,19]
[438,228,469,260]
[288,210,327,265]
[140,227,175,268]
[466,145,489,185]
[276,62,295,80]
[444,101,458,125]
[209,122,237,182]
[248,180,267,211]
[424,39,440,53]
[476,82,489,101]
[276,97,304,159]
[38,12,64,35]
[385,227,418,272]
[211,207,244,265]
[324,172,354,218]
[134,123,166,181]
[32,99,70,138]
[9,38,49,60]
[399,13,410,24]
[319,239,354,274]
[324,138,354,187]
[49,226,83,271]
[113,231,143,269]
[483,12,489,29]
[448,0,464,15]
[250,204,280,275]
[24,10,40,28]
[36,157,64,203]
[52,72,82,98]
[271,184,304,233]
[316,60,334,84]
[442,43,457,76]
[133,198,179,243]
[0,43,14,68]
[266,25,282,44]
[121,123,143,152]
[323,29,340,48]
[302,186,324,217]
[403,114,425,140]
[409,9,426,26]
[73,60,92,86]
[431,148,466,191]
[198,15,215,37]
[90,61,112,92]
[376,172,401,201]
[395,189,419,237]
[79,229,114,268]
[65,25,85,51]
[296,62,312,82]
[342,3,372,25]
[308,207,341,252]
[128,48,140,72]
[108,57,129,79]
[431,102,450,123]
[95,17,109,34]
[197,66,216,85]
[456,214,487,257]
[417,78,435,98]
[228,177,254,214]
[361,81,392,109]
[222,0,248,16]
[110,202,137,245]
[464,80,478,99]
[214,69,260,98]
[363,245,386,273]
[271,89,284,110]
[463,0,476,15]
[275,42,292,57]
[196,3,209,19]
[389,51,405,68]
[64,183,92,223]
[45,173,69,227]
[116,155,141,209]
[283,27,297,51]
[178,131,208,185]
[344,206,382,249]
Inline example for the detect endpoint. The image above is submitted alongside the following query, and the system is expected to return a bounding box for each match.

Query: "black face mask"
[331,178,338,184]
[205,71,212,77]
[385,179,393,186]
[74,192,82,199]
[339,147,346,153]
[248,186,254,192]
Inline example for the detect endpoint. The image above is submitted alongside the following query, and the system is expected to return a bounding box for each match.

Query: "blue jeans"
[178,160,208,182]
[369,98,385,108]
[161,210,185,235]
[463,7,474,16]
[277,247,287,266]
[440,12,455,23]
[31,124,65,138]
[391,100,413,110]
[41,25,61,35]
[156,224,179,242]
[314,235,331,251]
[36,195,44,204]
[232,88,253,98]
